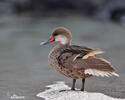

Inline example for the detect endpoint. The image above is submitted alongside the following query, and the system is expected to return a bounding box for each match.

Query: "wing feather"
[73,56,119,77]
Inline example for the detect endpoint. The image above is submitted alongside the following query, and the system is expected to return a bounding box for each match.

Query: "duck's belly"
[57,66,92,79]
[49,60,92,79]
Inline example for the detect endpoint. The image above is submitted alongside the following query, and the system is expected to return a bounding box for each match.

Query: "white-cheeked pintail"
[40,27,119,91]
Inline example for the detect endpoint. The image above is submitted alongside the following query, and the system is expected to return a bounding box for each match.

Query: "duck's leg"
[71,79,76,91]
[81,78,85,91]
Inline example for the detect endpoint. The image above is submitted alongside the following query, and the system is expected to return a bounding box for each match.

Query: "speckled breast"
[48,48,62,72]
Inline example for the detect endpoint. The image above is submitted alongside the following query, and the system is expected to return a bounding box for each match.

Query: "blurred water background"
[0,0,125,100]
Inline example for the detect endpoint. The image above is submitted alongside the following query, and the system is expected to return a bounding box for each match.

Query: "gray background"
[0,15,125,100]
[0,0,125,99]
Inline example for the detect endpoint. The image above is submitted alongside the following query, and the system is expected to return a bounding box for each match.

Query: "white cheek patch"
[85,69,119,77]
[55,35,68,44]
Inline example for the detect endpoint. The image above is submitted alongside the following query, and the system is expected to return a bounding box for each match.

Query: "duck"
[40,27,119,91]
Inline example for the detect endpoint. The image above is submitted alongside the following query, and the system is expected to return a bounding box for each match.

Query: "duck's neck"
[49,43,70,58]
[54,43,69,50]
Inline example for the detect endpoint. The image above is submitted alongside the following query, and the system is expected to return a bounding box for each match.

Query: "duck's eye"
[53,33,58,36]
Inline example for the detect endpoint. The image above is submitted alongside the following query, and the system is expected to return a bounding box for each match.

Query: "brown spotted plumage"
[40,27,119,91]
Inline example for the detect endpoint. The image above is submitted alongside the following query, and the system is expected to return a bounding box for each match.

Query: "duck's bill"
[40,36,55,45]
[40,40,49,45]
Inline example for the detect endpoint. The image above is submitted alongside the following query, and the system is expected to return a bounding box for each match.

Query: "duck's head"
[40,27,72,45]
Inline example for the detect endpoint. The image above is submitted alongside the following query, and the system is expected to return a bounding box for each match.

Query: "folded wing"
[58,45,119,77]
